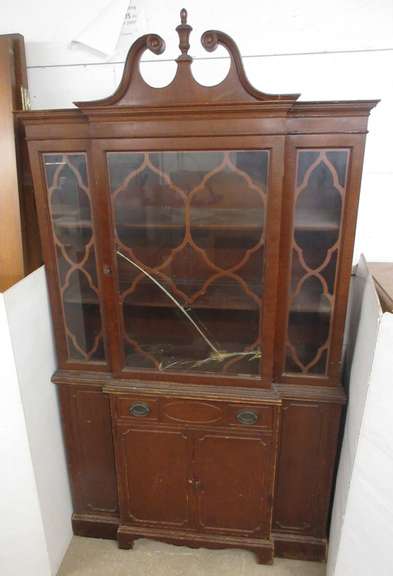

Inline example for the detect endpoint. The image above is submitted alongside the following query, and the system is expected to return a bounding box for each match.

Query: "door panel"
[273,400,342,537]
[107,149,269,378]
[59,386,118,516]
[194,432,272,536]
[275,135,366,385]
[284,148,349,376]
[117,426,191,527]
[42,152,107,364]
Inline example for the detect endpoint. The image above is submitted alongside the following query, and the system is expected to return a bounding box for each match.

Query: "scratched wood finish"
[23,9,377,564]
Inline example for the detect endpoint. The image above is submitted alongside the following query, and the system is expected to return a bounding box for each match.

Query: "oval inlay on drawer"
[162,401,223,424]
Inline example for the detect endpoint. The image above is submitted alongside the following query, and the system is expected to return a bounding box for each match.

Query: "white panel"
[330,310,393,576]
[4,268,73,575]
[0,295,50,576]
[328,259,393,576]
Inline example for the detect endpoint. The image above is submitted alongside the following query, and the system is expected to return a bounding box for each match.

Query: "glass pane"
[43,153,106,363]
[108,150,269,377]
[285,149,349,375]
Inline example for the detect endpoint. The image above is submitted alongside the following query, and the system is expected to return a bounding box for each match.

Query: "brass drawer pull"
[236,409,258,425]
[129,402,150,417]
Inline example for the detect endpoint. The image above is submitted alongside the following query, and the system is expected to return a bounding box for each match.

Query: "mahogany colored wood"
[116,425,191,527]
[58,383,118,518]
[194,431,272,536]
[72,513,119,540]
[273,398,342,544]
[110,384,279,562]
[273,533,327,562]
[22,9,377,565]
[0,34,41,290]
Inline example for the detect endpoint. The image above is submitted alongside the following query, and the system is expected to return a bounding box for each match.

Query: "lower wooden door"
[116,424,192,529]
[194,431,273,537]
[115,422,274,539]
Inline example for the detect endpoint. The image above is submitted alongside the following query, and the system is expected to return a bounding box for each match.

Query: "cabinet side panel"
[58,384,118,517]
[273,400,341,538]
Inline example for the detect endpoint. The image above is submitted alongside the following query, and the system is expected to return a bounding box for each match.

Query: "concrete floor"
[58,536,327,576]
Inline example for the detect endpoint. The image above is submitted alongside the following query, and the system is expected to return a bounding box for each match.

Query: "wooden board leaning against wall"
[0,33,42,292]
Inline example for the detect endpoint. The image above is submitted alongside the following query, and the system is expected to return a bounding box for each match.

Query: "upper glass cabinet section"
[285,149,349,375]
[43,153,106,364]
[107,150,269,377]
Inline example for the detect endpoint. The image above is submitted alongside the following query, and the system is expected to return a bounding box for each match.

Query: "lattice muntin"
[108,150,269,376]
[285,149,350,375]
[44,153,105,362]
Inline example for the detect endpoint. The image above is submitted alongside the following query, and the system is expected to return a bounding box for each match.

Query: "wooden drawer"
[115,396,159,421]
[227,404,273,430]
[112,395,274,431]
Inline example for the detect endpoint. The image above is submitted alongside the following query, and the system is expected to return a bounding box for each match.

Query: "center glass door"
[107,149,269,378]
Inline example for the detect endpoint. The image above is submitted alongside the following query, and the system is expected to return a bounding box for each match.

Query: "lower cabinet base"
[70,514,326,563]
[272,532,327,562]
[72,513,119,540]
[117,525,274,565]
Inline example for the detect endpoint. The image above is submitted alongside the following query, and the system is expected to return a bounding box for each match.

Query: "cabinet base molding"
[117,525,274,565]
[272,532,327,562]
[72,513,119,540]
[70,515,326,564]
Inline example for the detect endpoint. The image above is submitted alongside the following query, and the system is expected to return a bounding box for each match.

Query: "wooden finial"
[180,8,187,24]
[176,8,192,62]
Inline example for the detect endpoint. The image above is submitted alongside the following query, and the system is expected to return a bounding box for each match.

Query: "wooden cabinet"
[21,9,377,565]
[110,389,279,561]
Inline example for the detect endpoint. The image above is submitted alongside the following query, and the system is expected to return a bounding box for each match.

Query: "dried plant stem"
[117,250,220,355]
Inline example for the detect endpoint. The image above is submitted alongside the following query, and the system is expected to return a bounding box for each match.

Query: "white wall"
[0,268,72,576]
[328,258,393,575]
[0,0,392,261]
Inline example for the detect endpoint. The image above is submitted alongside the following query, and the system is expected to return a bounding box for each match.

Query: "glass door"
[43,152,106,364]
[107,150,269,378]
[283,148,350,376]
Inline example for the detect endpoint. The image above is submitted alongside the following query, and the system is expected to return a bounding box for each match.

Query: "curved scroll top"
[75,9,299,109]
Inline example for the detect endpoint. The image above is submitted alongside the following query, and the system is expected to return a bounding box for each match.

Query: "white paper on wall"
[71,0,144,58]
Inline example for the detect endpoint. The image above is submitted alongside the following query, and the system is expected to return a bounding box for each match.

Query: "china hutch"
[21,10,377,564]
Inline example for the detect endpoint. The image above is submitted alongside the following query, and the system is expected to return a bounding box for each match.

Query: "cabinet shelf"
[54,217,339,234]
[63,291,260,311]
[295,210,340,232]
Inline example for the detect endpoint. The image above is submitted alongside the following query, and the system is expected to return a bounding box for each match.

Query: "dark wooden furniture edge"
[273,383,346,404]
[72,513,119,540]
[117,524,273,564]
[53,370,281,404]
[52,370,345,404]
[104,380,281,403]
[17,100,379,123]
[53,369,112,386]
[272,532,327,562]
[71,512,327,562]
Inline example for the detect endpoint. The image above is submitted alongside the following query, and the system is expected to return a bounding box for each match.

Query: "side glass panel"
[285,149,350,375]
[43,153,106,363]
[107,150,269,377]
